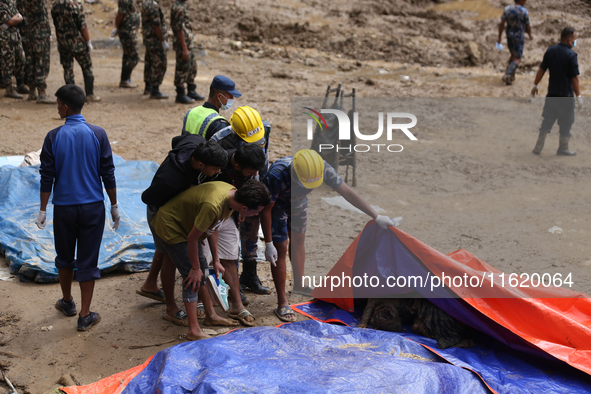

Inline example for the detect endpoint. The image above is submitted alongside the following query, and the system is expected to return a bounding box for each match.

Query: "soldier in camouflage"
[51,0,101,102]
[111,0,140,88]
[0,0,26,98]
[15,0,29,94]
[24,0,53,103]
[142,0,169,99]
[171,0,204,104]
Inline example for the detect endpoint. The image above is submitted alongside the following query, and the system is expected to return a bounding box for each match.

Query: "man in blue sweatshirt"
[37,84,119,331]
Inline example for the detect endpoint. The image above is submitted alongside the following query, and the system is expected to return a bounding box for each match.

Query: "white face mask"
[219,95,234,110]
[573,39,577,48]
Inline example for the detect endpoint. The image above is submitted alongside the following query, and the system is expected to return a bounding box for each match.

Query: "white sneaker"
[207,273,229,312]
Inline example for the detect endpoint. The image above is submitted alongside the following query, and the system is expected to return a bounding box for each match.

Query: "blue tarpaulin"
[122,320,490,394]
[293,301,591,394]
[0,156,158,282]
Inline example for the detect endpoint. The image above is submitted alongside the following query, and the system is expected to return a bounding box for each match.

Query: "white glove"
[35,210,47,229]
[265,242,278,267]
[577,95,584,108]
[374,215,396,229]
[111,203,121,230]
[110,28,118,38]
[531,85,538,97]
[0,23,8,30]
[87,40,93,52]
[162,40,170,51]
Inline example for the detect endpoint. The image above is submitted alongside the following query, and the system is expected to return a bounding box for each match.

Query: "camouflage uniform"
[142,0,167,87]
[117,0,140,71]
[0,0,26,87]
[171,0,196,88]
[501,4,530,58]
[24,0,51,90]
[16,0,29,85]
[51,0,93,85]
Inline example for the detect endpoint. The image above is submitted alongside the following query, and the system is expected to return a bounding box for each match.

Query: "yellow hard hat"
[293,149,325,189]
[230,106,265,143]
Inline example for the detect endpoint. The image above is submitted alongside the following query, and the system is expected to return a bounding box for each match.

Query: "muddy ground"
[1,0,591,392]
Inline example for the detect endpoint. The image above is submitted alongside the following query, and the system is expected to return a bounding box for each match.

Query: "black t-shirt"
[540,42,579,97]
[141,134,206,208]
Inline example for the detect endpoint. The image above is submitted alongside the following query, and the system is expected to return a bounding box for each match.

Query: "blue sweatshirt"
[40,114,116,206]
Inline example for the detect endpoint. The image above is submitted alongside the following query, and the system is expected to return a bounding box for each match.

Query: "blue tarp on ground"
[122,320,491,394]
[294,301,591,394]
[0,156,158,282]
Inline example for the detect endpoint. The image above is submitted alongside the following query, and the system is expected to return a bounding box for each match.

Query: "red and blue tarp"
[57,221,591,393]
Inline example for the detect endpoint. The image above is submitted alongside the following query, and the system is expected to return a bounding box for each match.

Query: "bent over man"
[261,150,395,323]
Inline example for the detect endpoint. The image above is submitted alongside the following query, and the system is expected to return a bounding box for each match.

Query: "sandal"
[136,288,165,303]
[162,310,189,327]
[274,305,297,322]
[228,309,255,327]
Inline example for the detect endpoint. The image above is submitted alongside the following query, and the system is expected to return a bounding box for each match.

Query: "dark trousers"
[540,97,575,137]
[53,201,105,282]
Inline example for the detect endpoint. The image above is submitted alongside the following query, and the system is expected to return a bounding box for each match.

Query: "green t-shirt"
[152,182,235,244]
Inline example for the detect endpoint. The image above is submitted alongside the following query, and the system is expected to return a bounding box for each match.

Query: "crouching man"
[150,179,270,340]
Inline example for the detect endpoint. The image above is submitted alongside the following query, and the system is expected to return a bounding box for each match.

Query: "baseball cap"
[210,75,242,98]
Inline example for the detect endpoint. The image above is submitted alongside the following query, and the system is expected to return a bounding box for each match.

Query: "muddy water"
[431,0,502,21]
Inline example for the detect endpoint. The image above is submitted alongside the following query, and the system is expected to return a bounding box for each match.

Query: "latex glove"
[374,215,396,229]
[531,85,538,97]
[110,28,118,38]
[87,40,93,52]
[111,203,121,230]
[162,40,170,51]
[577,95,584,108]
[35,210,46,229]
[265,242,278,267]
[0,23,8,30]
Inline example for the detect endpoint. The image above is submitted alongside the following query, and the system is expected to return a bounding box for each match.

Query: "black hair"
[234,179,271,210]
[192,140,228,168]
[208,86,226,99]
[234,144,266,171]
[561,27,576,41]
[55,84,85,113]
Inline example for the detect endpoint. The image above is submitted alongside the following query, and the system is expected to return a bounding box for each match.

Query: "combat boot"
[4,83,23,99]
[27,85,37,101]
[84,75,101,102]
[240,259,271,294]
[37,88,55,104]
[144,84,152,95]
[175,86,194,104]
[120,79,138,88]
[150,85,168,99]
[532,131,547,155]
[119,67,137,88]
[187,84,205,100]
[16,80,29,94]
[557,135,576,156]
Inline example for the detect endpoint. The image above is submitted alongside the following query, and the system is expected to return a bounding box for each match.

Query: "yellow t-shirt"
[152,182,235,244]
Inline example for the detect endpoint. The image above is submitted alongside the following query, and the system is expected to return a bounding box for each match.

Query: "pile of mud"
[161,0,591,71]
